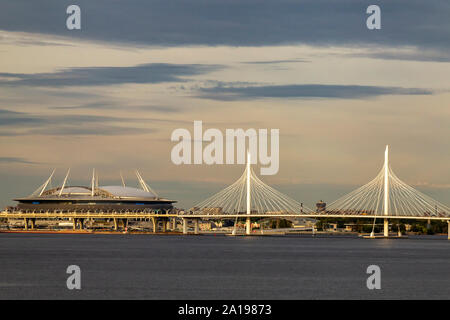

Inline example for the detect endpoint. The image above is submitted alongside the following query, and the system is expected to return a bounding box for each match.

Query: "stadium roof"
[37,185,157,199]
[14,169,175,203]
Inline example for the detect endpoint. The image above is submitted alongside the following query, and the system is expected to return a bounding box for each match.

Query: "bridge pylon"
[246,151,251,235]
[327,145,450,231]
[191,151,312,235]
[384,145,389,237]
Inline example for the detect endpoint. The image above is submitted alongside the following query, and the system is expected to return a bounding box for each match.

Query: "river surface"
[0,233,449,299]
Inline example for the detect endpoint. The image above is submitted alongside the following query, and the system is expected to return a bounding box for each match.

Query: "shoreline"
[0,229,183,235]
[0,228,447,239]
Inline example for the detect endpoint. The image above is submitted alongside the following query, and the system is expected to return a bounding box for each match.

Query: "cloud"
[49,102,181,113]
[0,63,221,87]
[0,108,189,136]
[0,109,46,126]
[0,157,37,164]
[241,59,309,64]
[0,32,73,47]
[0,109,124,126]
[196,84,433,100]
[0,0,449,58]
[27,125,156,136]
[345,48,450,63]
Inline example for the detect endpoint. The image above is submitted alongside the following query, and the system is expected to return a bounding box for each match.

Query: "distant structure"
[327,145,450,236]
[316,200,326,213]
[192,152,311,215]
[191,152,312,234]
[13,169,176,212]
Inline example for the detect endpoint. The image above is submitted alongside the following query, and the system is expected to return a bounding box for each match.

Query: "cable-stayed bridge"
[193,165,310,215]
[326,146,449,236]
[2,146,448,237]
[184,146,450,236]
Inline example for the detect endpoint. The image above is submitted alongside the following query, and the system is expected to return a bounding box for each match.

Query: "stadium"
[9,169,176,214]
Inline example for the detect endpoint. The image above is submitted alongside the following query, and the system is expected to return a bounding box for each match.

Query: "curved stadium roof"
[35,185,158,199]
[101,186,157,198]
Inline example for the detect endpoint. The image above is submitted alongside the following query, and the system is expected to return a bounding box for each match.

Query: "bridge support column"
[172,217,177,230]
[152,217,158,233]
[182,218,188,234]
[246,217,251,235]
[113,218,118,231]
[72,218,76,230]
[24,218,28,230]
[276,219,280,229]
[162,219,167,233]
[397,225,402,237]
[384,218,389,237]
[194,218,199,235]
[30,218,36,230]
[447,221,450,240]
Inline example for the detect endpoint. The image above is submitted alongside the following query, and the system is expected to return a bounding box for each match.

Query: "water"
[0,233,449,299]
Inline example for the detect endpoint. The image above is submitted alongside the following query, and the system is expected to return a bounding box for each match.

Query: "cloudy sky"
[0,0,449,209]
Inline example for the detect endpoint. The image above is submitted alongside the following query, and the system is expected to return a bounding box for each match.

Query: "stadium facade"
[11,169,176,213]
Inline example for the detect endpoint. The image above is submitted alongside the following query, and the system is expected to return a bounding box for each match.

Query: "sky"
[0,0,449,210]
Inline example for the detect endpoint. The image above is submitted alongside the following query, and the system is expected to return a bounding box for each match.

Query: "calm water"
[0,233,449,299]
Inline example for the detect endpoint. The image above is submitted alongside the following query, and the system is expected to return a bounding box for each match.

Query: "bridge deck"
[0,212,177,219]
[179,213,449,221]
[1,211,448,221]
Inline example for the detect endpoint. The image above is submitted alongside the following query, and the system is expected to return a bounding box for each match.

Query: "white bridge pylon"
[192,152,312,219]
[327,146,450,235]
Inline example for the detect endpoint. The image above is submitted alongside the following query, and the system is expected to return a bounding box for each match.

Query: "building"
[316,200,326,213]
[10,169,176,213]
[292,218,317,229]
